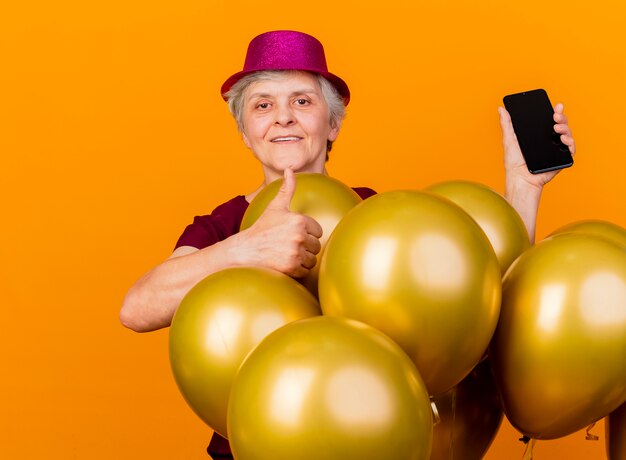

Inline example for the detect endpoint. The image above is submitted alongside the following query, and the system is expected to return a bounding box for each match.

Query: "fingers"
[300,249,318,271]
[285,245,318,278]
[554,123,572,140]
[267,168,296,211]
[561,135,576,155]
[554,112,568,125]
[555,125,575,154]
[553,121,570,133]
[304,216,323,239]
[284,244,319,278]
[553,103,569,127]
[553,103,576,155]
[560,134,575,146]
[283,210,322,277]
[303,232,322,255]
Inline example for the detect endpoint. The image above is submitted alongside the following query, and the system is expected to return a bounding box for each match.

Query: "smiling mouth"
[271,136,302,143]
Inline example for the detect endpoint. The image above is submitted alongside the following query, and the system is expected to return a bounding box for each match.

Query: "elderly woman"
[120,30,575,458]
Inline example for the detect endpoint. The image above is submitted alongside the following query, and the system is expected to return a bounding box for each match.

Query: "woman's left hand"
[499,102,576,243]
[499,103,576,189]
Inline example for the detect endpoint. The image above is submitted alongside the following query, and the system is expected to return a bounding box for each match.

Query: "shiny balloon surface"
[490,234,626,439]
[607,401,626,460]
[240,173,362,295]
[549,219,626,249]
[228,316,433,460]
[430,359,503,460]
[319,191,502,396]
[169,267,320,437]
[426,180,530,274]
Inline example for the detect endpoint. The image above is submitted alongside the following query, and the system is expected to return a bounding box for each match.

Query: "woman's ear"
[328,119,341,142]
[242,131,252,149]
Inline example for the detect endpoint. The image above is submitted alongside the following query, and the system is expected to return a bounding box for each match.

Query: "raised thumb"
[267,168,296,211]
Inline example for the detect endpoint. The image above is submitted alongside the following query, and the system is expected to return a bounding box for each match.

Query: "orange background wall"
[1,0,624,458]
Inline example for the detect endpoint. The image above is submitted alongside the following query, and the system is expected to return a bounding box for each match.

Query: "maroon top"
[173,187,376,458]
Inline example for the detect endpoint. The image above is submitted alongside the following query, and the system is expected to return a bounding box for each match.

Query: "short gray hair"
[224,70,346,155]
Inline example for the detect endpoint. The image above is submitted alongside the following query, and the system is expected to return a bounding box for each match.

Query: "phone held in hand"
[503,89,573,174]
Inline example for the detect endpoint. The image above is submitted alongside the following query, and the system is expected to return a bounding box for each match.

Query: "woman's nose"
[274,104,295,126]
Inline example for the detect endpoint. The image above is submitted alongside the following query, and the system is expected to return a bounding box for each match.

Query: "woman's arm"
[120,169,322,332]
[120,241,241,333]
[499,103,576,243]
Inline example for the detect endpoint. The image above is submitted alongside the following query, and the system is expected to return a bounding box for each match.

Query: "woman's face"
[241,72,340,183]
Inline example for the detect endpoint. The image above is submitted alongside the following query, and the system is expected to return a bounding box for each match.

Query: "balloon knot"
[518,435,531,444]
[585,422,599,441]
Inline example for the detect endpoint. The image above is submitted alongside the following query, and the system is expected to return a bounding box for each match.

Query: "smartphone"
[503,89,573,174]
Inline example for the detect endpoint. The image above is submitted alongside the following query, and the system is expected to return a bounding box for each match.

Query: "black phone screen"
[503,89,573,174]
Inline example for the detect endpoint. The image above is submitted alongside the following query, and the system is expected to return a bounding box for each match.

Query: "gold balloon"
[227,316,434,460]
[607,402,626,460]
[549,219,626,249]
[430,359,503,460]
[240,173,363,296]
[169,267,320,438]
[319,191,502,396]
[490,234,626,439]
[426,181,531,274]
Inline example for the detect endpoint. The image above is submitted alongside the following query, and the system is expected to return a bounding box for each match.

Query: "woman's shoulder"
[174,196,249,250]
[210,195,249,217]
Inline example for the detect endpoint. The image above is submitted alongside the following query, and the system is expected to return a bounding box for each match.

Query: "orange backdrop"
[1,0,624,458]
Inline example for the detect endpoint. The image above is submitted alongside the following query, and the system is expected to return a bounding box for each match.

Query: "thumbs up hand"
[235,168,323,278]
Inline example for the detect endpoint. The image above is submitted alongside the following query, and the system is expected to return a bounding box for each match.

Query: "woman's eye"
[256,102,270,109]
[295,98,309,106]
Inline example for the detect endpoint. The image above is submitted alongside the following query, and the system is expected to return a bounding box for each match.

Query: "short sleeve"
[174,196,249,250]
